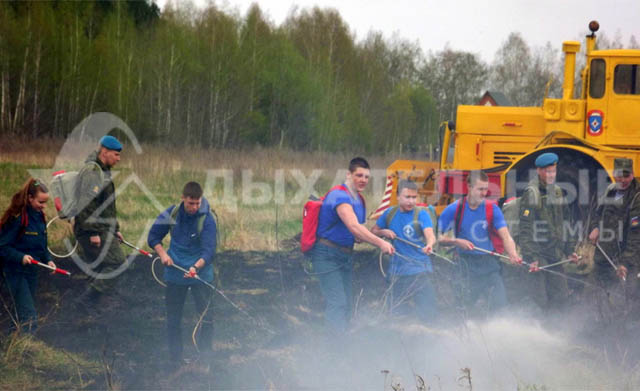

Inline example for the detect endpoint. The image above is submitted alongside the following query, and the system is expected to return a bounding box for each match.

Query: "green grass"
[0,333,101,390]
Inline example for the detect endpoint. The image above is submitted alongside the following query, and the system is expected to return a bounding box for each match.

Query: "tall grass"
[1,138,398,251]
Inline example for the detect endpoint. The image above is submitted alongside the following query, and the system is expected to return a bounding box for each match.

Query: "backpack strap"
[526,184,542,209]
[169,204,179,237]
[341,185,366,208]
[333,184,365,212]
[168,203,212,237]
[427,204,438,233]
[486,200,506,253]
[73,160,106,207]
[385,206,429,242]
[485,200,493,229]
[454,197,466,236]
[84,161,105,183]
[385,206,399,228]
[197,213,207,234]
[412,207,420,226]
[412,206,426,242]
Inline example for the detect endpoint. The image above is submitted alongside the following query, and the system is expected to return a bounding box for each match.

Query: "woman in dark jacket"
[0,178,56,333]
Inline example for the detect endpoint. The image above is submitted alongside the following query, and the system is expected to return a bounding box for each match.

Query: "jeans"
[166,283,214,361]
[389,272,437,322]
[310,242,353,334]
[457,254,507,313]
[3,270,38,333]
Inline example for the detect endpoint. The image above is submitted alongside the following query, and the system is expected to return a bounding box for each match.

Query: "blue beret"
[100,135,122,151]
[535,152,558,168]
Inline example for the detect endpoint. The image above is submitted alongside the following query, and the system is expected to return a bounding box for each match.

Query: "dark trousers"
[310,242,353,335]
[456,255,507,314]
[165,283,214,361]
[389,272,437,322]
[594,260,640,321]
[76,232,126,294]
[530,256,569,311]
[3,270,38,333]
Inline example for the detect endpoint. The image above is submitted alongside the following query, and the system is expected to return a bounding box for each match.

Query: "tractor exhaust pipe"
[562,41,581,100]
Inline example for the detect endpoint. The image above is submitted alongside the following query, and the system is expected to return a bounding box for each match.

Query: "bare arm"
[153,243,174,266]
[371,224,396,240]
[438,233,474,250]
[497,226,521,264]
[422,227,436,254]
[336,204,394,254]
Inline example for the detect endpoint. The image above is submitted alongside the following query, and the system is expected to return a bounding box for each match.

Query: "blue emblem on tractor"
[587,110,604,136]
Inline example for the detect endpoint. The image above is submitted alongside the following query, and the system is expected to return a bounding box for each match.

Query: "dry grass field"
[0,137,396,252]
[3,137,640,390]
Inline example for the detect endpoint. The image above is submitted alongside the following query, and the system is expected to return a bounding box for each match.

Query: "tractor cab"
[585,52,640,146]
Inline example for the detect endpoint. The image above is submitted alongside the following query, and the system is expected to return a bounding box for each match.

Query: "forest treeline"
[1,1,637,153]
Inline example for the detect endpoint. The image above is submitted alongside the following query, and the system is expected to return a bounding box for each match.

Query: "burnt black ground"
[3,246,640,390]
[2,248,385,390]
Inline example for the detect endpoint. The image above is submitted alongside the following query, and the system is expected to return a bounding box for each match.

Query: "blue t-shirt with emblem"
[376,208,433,276]
[316,185,365,248]
[438,200,506,256]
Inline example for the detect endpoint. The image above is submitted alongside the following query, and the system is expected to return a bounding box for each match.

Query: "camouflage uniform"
[589,161,640,318]
[74,150,125,294]
[519,176,575,310]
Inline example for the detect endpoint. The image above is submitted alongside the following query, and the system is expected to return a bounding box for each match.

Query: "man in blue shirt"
[147,182,217,365]
[311,157,394,335]
[438,170,520,314]
[372,180,437,322]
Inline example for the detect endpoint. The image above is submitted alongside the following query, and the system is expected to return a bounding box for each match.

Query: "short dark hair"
[182,181,203,199]
[396,179,418,195]
[349,157,370,172]
[467,170,488,187]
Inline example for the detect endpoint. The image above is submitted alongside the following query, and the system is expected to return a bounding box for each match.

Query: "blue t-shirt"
[376,208,433,276]
[438,200,506,256]
[316,185,365,247]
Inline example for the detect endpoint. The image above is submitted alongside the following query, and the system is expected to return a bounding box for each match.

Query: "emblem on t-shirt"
[403,224,415,239]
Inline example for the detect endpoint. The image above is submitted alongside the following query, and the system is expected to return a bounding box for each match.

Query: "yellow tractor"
[372,21,640,218]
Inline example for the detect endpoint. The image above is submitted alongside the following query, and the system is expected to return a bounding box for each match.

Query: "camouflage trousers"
[529,256,570,312]
[77,231,126,294]
[593,258,640,322]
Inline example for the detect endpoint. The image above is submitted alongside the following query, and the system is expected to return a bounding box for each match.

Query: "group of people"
[0,135,216,366]
[311,153,640,335]
[2,136,640,360]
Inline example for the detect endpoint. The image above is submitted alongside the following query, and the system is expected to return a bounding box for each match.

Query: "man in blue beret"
[73,134,126,315]
[518,152,578,313]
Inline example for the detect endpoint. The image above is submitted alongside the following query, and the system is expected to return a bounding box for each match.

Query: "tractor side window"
[589,59,605,99]
[614,64,639,95]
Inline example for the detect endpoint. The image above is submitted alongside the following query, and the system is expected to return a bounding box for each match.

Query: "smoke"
[265,309,640,390]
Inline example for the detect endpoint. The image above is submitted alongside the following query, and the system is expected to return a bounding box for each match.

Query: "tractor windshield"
[614,64,640,95]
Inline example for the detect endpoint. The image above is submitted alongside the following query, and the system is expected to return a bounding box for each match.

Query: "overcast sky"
[159,0,640,62]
